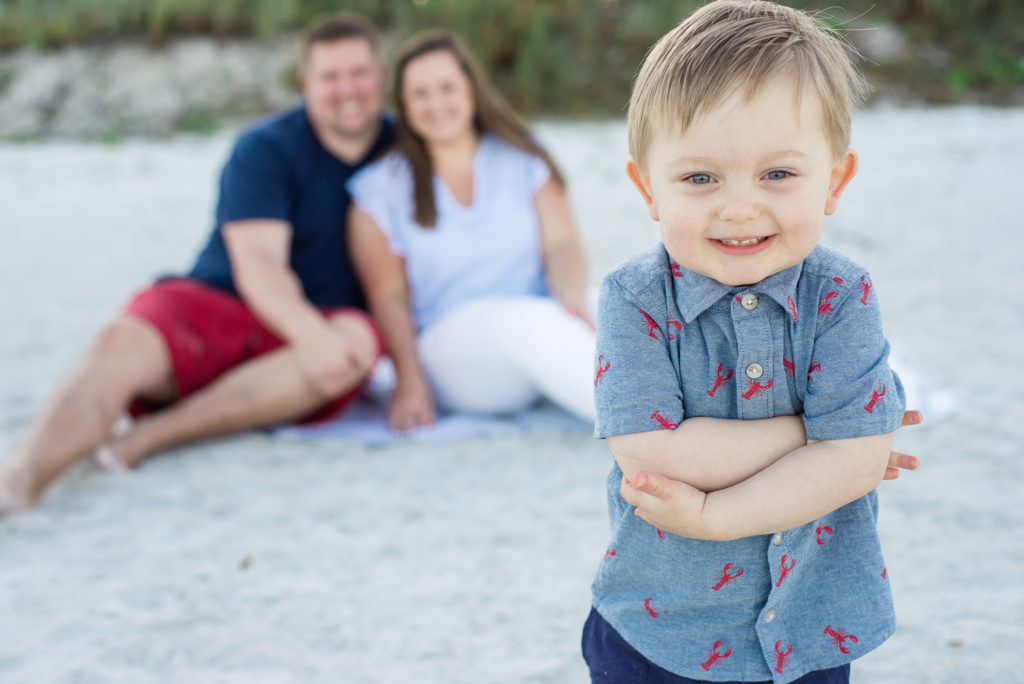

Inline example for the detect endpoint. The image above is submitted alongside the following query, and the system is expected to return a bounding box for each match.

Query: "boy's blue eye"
[686,173,713,185]
[765,170,791,180]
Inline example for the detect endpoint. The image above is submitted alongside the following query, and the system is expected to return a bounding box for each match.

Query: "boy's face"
[628,76,857,287]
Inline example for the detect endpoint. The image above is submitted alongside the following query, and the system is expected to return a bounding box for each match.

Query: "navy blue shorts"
[582,607,850,684]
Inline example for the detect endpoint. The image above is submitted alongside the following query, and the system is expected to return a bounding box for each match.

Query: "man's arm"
[222,220,375,398]
[621,432,893,541]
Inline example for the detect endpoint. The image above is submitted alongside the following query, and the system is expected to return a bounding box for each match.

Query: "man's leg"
[0,316,176,508]
[102,312,378,469]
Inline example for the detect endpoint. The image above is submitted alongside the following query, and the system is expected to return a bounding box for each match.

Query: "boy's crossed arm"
[610,411,921,541]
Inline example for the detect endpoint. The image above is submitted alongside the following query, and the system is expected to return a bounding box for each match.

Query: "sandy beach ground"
[1,106,1022,683]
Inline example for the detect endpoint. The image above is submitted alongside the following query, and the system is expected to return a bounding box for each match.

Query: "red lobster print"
[786,295,798,323]
[712,563,744,591]
[864,382,887,413]
[817,291,839,318]
[833,276,845,284]
[775,554,795,587]
[701,641,732,671]
[594,355,610,387]
[644,598,666,618]
[774,641,793,674]
[815,525,834,545]
[667,318,682,340]
[640,309,662,339]
[707,363,734,397]
[742,378,773,400]
[603,548,617,561]
[807,358,822,380]
[824,625,859,654]
[651,410,677,429]
[656,528,666,540]
[859,275,873,304]
[881,565,888,579]
[783,357,795,378]
[671,261,684,277]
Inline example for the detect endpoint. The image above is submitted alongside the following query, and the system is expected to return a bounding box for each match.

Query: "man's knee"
[327,311,381,359]
[92,317,162,358]
[89,317,176,397]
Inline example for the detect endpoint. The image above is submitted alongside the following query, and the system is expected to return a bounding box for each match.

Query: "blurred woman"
[347,29,595,430]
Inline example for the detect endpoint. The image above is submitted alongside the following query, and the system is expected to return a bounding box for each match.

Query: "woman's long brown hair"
[394,29,565,228]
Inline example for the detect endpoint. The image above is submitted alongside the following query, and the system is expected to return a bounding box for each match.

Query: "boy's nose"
[717,190,761,223]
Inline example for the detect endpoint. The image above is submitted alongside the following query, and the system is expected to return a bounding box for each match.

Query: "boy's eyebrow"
[666,150,811,165]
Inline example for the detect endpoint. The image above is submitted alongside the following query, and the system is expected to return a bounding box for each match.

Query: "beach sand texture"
[1,106,1022,683]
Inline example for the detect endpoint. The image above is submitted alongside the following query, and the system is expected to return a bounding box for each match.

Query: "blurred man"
[0,13,394,513]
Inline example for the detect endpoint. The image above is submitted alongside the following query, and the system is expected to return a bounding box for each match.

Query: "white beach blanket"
[274,359,592,445]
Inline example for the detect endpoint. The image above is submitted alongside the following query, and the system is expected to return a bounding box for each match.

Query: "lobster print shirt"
[592,243,905,684]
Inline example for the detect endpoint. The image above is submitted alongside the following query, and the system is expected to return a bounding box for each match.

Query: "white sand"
[1,106,1022,683]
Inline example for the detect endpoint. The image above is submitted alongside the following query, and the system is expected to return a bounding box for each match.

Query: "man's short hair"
[300,12,381,64]
[628,0,870,169]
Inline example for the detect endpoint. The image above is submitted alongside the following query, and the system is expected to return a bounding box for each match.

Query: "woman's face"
[401,49,476,146]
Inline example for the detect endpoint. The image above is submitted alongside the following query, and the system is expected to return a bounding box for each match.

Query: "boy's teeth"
[721,237,764,246]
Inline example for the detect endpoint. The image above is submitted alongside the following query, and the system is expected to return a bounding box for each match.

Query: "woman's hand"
[389,374,436,432]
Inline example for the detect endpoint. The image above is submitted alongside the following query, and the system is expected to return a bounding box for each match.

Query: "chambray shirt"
[592,243,905,684]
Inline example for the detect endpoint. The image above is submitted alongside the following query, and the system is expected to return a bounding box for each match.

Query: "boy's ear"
[626,159,659,222]
[824,148,858,216]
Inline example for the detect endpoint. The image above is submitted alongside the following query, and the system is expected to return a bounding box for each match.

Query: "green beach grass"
[0,0,1020,113]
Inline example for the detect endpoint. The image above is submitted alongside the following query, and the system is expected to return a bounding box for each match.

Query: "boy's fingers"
[900,410,924,427]
[883,466,899,480]
[889,451,919,470]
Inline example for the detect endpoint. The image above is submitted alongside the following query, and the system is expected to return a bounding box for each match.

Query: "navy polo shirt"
[592,243,905,683]
[188,106,395,308]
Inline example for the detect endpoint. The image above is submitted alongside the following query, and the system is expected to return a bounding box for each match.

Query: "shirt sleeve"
[218,132,292,224]
[802,272,905,440]
[593,275,685,438]
[347,159,406,257]
[526,152,552,197]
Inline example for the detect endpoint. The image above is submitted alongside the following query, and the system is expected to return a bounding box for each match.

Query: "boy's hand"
[620,471,712,539]
[885,410,923,480]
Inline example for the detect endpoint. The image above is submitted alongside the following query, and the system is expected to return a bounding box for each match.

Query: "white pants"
[417,296,596,422]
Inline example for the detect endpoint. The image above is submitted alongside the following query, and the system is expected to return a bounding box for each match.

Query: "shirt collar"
[674,258,804,323]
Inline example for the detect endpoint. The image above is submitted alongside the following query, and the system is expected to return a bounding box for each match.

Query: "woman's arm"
[347,206,435,430]
[534,179,594,327]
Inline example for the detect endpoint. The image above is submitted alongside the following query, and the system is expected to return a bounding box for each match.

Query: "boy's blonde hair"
[628,0,869,169]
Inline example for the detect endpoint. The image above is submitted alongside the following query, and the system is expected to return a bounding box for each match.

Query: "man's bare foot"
[0,478,30,516]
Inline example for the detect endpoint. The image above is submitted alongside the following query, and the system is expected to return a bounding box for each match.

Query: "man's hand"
[293,323,376,399]
[620,470,711,539]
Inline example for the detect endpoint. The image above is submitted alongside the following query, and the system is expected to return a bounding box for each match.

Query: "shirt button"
[741,293,759,310]
[772,533,783,546]
[764,608,777,623]
[746,363,764,379]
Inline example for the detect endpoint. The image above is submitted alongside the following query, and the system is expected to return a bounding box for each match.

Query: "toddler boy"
[586,2,906,682]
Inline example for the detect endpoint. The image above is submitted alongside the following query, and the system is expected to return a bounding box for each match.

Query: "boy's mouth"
[717,236,769,247]
[710,235,775,255]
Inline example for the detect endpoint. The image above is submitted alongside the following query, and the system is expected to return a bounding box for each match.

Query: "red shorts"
[124,278,382,424]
